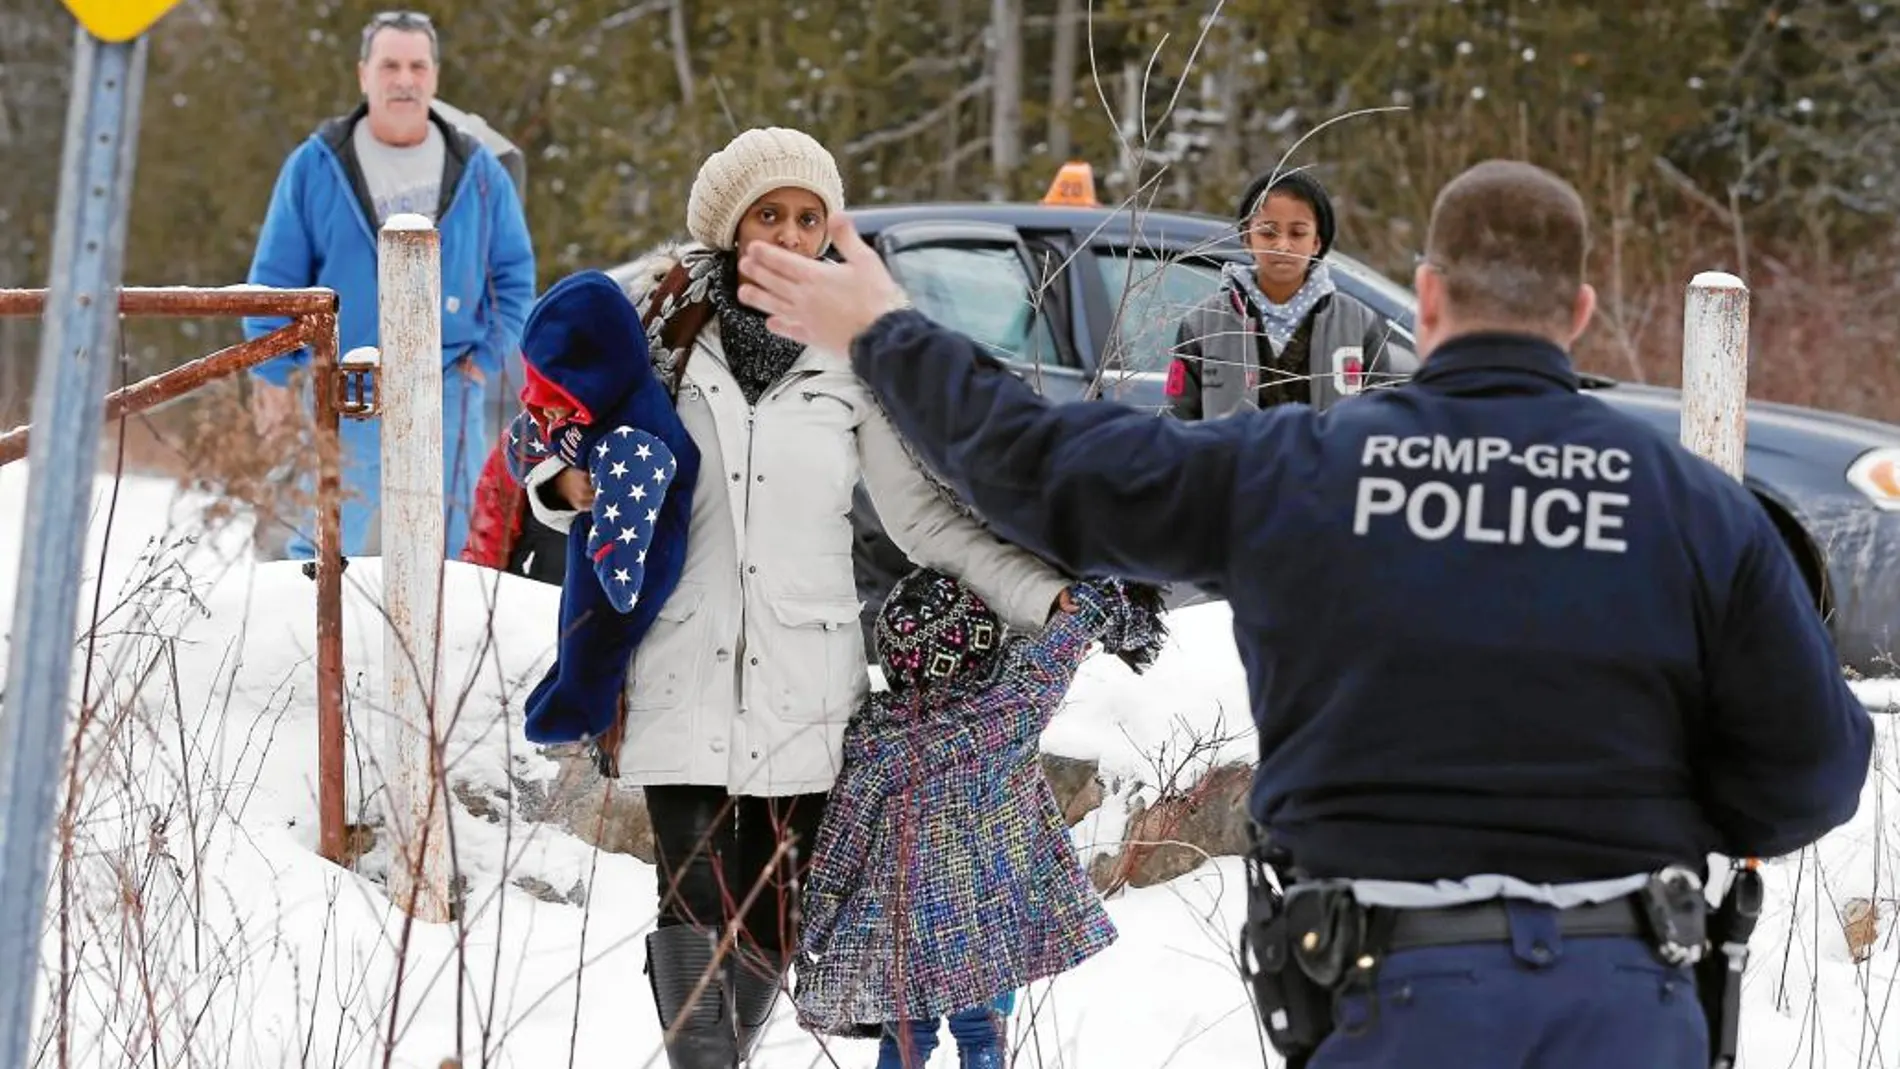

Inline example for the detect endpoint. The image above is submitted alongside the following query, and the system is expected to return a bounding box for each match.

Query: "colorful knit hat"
[875,568,1003,693]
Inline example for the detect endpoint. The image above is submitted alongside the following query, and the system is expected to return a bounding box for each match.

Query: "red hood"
[521,362,594,438]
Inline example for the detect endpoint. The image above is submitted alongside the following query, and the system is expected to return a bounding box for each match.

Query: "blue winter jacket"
[242,104,535,386]
[848,311,1875,885]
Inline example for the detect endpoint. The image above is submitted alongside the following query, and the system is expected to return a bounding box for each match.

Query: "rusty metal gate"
[0,285,371,865]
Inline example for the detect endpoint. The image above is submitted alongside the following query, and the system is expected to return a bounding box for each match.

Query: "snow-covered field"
[0,464,1895,1068]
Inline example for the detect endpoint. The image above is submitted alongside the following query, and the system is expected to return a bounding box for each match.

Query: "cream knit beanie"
[686,127,846,251]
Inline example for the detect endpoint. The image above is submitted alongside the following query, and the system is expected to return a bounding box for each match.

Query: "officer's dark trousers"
[1309,901,1708,1068]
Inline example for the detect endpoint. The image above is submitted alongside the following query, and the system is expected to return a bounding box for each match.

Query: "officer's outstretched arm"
[849,309,1247,587]
[1701,512,1874,860]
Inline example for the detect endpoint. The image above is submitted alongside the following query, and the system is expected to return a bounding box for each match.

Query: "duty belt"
[1381,895,1645,951]
[1238,831,1736,1069]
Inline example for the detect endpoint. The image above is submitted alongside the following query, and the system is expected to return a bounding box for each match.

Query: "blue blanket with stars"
[504,269,701,747]
[578,427,678,614]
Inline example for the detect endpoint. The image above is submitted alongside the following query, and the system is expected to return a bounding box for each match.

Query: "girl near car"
[1166,168,1400,419]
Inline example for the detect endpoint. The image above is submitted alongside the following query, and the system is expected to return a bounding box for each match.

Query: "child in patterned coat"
[794,568,1167,1068]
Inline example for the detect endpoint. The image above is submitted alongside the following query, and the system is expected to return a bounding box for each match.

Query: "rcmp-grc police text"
[846,314,1874,1066]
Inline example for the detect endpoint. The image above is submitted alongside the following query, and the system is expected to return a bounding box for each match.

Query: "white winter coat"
[526,246,1069,796]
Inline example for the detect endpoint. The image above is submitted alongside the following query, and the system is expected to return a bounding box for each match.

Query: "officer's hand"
[735,214,909,356]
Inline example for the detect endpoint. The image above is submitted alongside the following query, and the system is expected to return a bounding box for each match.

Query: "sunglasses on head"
[361,10,438,60]
[368,10,433,28]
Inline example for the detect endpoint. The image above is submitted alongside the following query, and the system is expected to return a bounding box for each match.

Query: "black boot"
[730,944,784,1062]
[645,925,738,1069]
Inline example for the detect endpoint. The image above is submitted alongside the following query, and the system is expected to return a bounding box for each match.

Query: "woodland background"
[3,0,1899,434]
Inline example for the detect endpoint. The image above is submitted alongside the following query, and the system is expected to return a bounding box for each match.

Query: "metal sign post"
[0,24,149,1068]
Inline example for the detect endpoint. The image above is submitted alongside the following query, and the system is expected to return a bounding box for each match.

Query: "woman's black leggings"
[643,784,829,959]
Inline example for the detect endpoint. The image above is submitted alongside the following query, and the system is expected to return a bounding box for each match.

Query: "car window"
[1326,253,1419,330]
[1094,250,1225,374]
[885,244,1065,369]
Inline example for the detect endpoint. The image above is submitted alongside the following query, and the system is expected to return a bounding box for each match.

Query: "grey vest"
[1169,284,1411,420]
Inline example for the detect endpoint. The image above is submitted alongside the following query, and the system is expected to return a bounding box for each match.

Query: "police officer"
[734,159,1874,1068]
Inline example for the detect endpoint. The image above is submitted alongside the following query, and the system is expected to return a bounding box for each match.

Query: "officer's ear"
[1563,283,1598,347]
[1414,262,1445,332]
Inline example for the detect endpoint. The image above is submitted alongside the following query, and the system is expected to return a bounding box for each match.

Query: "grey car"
[823,199,1900,677]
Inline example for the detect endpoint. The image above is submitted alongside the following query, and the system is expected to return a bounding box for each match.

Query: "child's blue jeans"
[876,992,1014,1068]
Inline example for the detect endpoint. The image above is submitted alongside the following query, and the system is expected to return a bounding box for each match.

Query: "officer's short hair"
[1423,161,1587,329]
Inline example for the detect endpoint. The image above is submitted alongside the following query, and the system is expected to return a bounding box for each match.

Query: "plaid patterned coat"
[794,581,1158,1034]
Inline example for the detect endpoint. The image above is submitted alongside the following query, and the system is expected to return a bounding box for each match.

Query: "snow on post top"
[342,346,381,367]
[381,213,436,232]
[1689,270,1746,291]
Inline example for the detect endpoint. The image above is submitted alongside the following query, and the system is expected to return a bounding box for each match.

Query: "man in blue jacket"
[732,160,1874,1067]
[244,10,535,560]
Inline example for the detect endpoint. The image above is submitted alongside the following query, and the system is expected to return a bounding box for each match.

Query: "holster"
[1696,863,1764,1069]
[1238,831,1356,1066]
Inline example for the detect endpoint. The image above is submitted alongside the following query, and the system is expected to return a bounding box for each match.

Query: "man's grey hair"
[360,10,439,64]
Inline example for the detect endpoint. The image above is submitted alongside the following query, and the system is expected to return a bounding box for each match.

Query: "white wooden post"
[378,214,450,922]
[1680,271,1751,481]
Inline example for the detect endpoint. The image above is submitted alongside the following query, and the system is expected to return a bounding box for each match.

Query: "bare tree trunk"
[1116,62,1140,183]
[938,0,967,197]
[1047,0,1078,162]
[988,0,1022,199]
[667,0,694,107]
[755,15,773,123]
[1212,27,1242,182]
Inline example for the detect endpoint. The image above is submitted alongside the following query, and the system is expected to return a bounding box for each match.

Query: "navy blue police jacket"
[850,310,1874,883]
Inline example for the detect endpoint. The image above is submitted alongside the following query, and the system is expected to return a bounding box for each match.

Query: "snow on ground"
[1856,676,1900,711]
[0,464,1896,1067]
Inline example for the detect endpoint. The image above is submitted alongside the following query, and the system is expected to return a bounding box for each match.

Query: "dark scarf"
[706,251,806,405]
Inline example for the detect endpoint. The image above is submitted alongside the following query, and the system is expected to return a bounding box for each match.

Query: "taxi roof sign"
[60,0,183,42]
[1846,449,1900,505]
[1041,161,1099,207]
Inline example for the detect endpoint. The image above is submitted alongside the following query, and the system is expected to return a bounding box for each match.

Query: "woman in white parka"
[523,128,1073,1068]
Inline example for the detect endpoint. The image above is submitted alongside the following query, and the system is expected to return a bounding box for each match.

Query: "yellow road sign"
[60,0,182,42]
